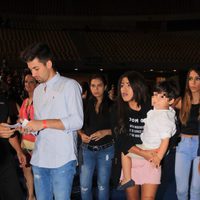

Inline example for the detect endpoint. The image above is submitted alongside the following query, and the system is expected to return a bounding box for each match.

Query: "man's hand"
[0,123,15,138]
[25,120,43,132]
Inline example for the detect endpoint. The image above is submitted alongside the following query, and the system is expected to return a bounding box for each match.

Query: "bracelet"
[42,120,47,129]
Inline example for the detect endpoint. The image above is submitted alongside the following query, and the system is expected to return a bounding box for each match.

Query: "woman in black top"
[0,87,26,200]
[78,74,114,200]
[175,66,200,200]
[113,71,158,200]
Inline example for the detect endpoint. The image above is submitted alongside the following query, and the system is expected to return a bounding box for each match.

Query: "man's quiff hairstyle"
[20,42,54,66]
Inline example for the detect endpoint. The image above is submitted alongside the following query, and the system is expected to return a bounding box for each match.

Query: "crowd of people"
[0,42,199,200]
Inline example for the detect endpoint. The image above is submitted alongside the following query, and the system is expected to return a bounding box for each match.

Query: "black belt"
[82,142,113,151]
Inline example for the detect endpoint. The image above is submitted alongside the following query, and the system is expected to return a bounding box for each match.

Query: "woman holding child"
[114,71,178,200]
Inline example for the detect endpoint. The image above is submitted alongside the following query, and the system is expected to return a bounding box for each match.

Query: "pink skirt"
[120,157,161,185]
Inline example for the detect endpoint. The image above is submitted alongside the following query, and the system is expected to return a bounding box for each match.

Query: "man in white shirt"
[20,42,83,200]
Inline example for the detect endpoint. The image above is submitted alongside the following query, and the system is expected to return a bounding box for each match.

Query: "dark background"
[0,0,200,75]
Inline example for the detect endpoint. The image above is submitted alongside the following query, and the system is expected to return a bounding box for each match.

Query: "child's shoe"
[117,179,135,190]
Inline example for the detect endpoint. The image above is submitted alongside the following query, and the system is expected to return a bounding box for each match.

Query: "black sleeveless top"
[181,104,200,135]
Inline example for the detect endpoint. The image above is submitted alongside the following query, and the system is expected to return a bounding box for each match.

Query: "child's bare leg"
[121,152,132,184]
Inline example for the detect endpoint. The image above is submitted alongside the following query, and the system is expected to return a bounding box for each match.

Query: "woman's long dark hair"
[179,66,200,125]
[84,74,113,127]
[116,71,149,135]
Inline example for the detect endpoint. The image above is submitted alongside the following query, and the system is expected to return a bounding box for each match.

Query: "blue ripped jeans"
[80,145,114,200]
[175,136,200,200]
[32,160,76,200]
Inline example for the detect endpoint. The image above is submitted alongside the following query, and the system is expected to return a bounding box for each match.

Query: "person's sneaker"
[117,179,135,190]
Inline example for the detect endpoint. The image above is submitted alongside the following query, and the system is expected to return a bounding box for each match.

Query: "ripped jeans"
[175,136,200,200]
[80,145,114,200]
[32,160,76,200]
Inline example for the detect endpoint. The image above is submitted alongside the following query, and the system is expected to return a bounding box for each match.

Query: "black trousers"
[0,157,23,200]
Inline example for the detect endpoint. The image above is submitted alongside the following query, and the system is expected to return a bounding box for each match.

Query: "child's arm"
[151,138,170,167]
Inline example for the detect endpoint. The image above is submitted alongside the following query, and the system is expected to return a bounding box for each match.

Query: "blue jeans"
[32,160,76,200]
[175,136,200,200]
[80,145,114,200]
